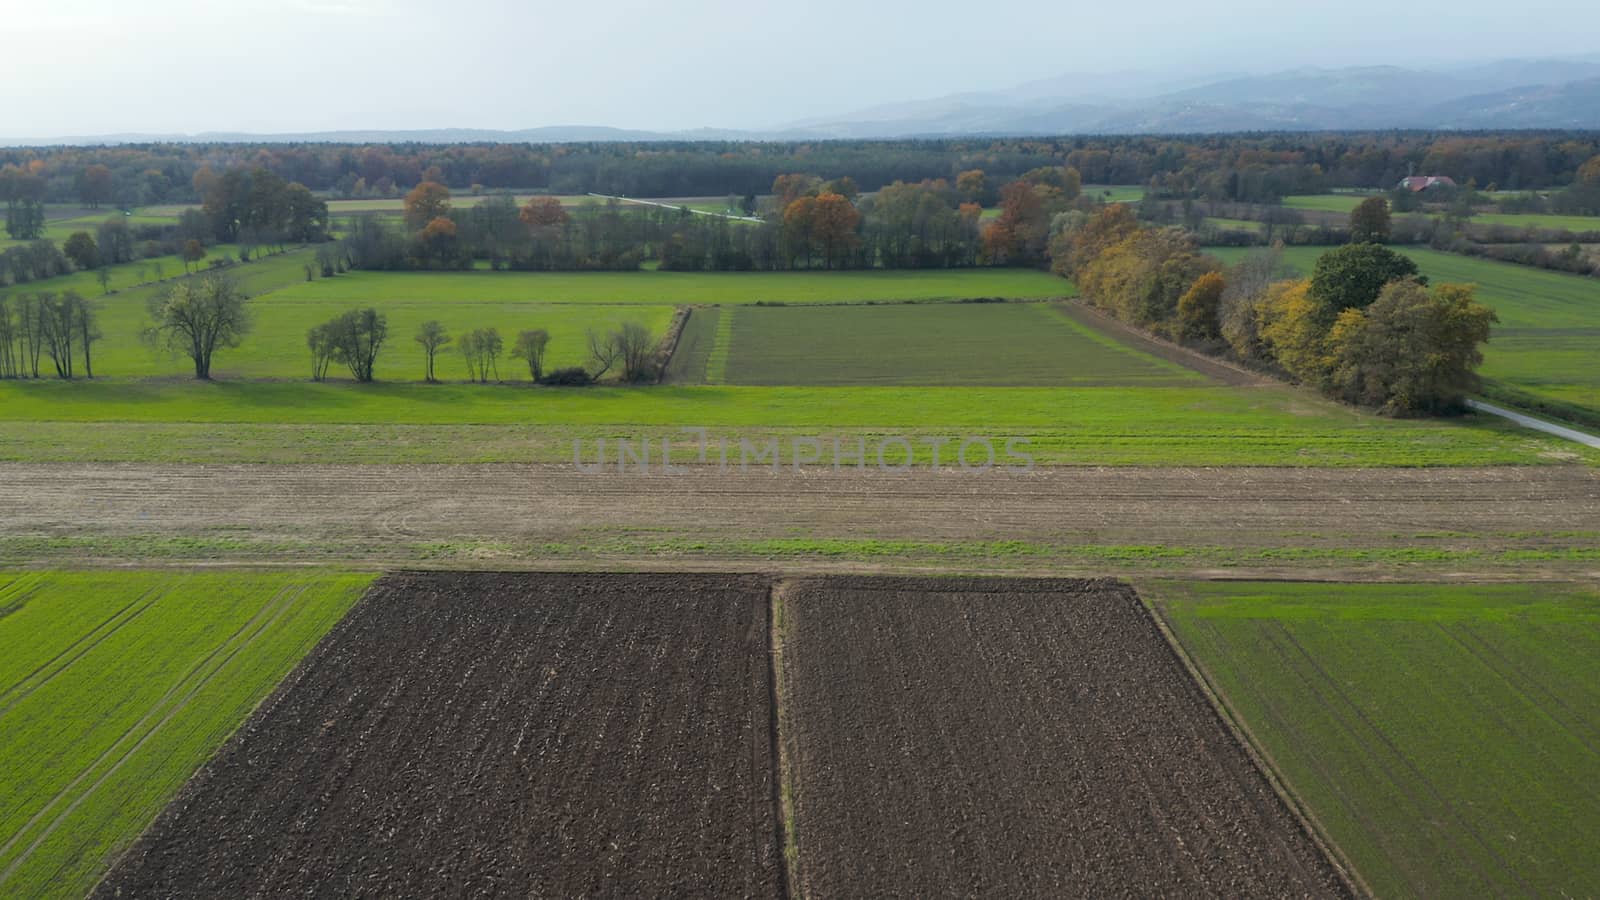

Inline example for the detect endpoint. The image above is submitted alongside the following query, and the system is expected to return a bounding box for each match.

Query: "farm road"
[3,463,1597,577]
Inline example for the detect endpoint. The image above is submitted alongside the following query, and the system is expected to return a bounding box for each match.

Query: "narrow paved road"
[1467,400,1600,449]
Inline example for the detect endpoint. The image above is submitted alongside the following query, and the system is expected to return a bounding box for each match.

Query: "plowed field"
[779,576,1352,897]
[94,572,783,898]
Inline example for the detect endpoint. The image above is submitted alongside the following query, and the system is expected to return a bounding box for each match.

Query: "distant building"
[1398,175,1457,192]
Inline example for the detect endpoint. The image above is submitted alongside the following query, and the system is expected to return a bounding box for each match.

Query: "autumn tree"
[983,180,1052,264]
[771,173,821,210]
[1348,197,1392,243]
[823,176,859,200]
[414,320,451,382]
[1050,203,1140,277]
[415,216,462,268]
[63,232,99,270]
[181,239,207,273]
[1258,279,1329,384]
[404,181,452,230]
[520,196,569,230]
[809,193,860,269]
[1308,243,1420,326]
[1328,279,1497,414]
[511,328,551,381]
[79,164,114,208]
[144,276,250,379]
[1176,271,1226,343]
[956,169,986,203]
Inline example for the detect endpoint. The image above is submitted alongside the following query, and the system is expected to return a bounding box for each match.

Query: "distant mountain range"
[779,57,1600,137]
[11,56,1600,146]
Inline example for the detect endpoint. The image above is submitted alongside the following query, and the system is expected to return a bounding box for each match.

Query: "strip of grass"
[661,306,719,384]
[1208,245,1600,426]
[0,570,372,900]
[1151,580,1600,898]
[720,302,1206,386]
[0,381,1592,466]
[261,268,1072,306]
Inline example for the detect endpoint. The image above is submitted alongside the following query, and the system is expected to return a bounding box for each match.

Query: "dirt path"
[1467,399,1600,449]
[4,463,1597,578]
[1056,300,1272,387]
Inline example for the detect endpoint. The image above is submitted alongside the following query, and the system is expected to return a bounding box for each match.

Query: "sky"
[8,0,1600,138]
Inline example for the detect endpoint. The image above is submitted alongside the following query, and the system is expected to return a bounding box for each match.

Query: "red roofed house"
[1398,175,1457,192]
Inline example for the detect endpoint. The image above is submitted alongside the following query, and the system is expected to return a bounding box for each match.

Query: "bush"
[538,367,593,386]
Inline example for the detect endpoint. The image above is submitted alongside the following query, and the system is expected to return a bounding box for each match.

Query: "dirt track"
[780,576,1352,897]
[3,462,1597,576]
[94,572,783,898]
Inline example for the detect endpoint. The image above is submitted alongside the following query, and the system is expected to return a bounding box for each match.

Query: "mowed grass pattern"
[0,570,372,900]
[720,302,1207,385]
[1154,580,1600,898]
[1208,245,1600,425]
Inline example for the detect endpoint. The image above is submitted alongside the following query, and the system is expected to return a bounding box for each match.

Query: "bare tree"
[307,322,336,381]
[415,320,451,382]
[586,327,621,380]
[0,294,15,378]
[510,328,550,381]
[73,293,99,378]
[459,327,502,383]
[588,322,656,382]
[328,308,388,382]
[144,276,250,380]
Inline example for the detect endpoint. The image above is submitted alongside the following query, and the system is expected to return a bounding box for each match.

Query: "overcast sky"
[8,0,1600,137]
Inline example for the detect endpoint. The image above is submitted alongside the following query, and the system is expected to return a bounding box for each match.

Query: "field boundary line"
[652,306,692,384]
[768,579,800,900]
[0,583,305,888]
[1141,591,1371,899]
[1059,299,1273,387]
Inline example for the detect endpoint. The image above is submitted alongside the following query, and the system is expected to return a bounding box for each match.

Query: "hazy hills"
[9,57,1600,145]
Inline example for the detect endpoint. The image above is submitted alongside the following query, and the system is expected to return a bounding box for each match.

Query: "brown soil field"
[93,572,784,898]
[779,576,1353,898]
[5,462,1598,578]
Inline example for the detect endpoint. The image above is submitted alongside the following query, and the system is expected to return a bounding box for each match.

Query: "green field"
[1282,195,1600,233]
[0,380,1591,467]
[1084,184,1145,203]
[1468,211,1600,233]
[1203,217,1267,233]
[1282,194,1377,213]
[0,570,372,899]
[1208,245,1600,426]
[709,302,1206,386]
[264,268,1072,307]
[1154,580,1600,898]
[0,211,176,253]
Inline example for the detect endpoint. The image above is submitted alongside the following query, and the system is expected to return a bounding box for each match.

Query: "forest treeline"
[4,133,1600,210]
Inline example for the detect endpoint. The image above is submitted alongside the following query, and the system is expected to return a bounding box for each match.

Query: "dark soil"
[94,572,784,899]
[780,575,1352,898]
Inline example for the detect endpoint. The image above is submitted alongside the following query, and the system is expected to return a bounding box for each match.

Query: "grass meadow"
[0,570,372,900]
[264,267,1073,307]
[1208,245,1600,426]
[0,380,1591,466]
[1282,194,1600,232]
[1153,580,1600,898]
